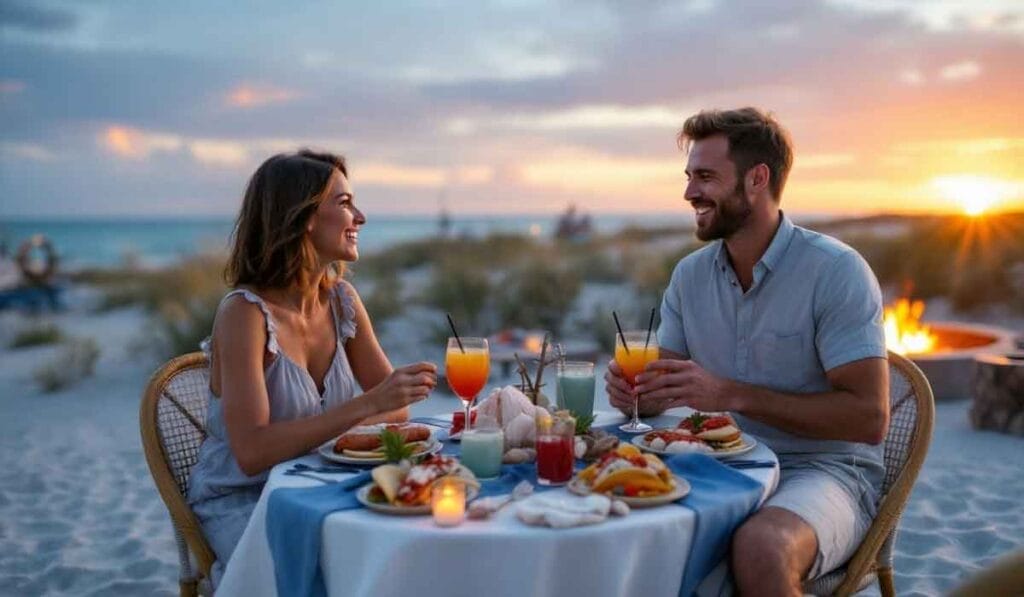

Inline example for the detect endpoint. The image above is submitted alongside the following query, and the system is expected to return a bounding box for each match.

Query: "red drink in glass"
[536,435,574,485]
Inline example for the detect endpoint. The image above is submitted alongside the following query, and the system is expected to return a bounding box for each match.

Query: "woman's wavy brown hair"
[226,149,348,290]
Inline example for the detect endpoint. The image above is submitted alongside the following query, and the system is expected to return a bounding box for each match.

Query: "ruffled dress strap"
[199,289,281,355]
[331,282,358,344]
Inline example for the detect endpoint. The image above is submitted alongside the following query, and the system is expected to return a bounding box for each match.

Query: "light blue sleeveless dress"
[187,285,360,580]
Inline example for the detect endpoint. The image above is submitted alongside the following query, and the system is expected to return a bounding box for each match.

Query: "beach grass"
[9,322,64,349]
[32,336,101,392]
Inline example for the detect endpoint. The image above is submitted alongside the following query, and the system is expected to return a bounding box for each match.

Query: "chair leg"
[179,578,199,597]
[877,566,895,597]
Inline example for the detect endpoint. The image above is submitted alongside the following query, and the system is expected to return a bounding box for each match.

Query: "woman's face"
[308,171,365,263]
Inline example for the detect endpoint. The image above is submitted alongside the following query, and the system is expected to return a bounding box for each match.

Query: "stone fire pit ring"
[905,321,1019,402]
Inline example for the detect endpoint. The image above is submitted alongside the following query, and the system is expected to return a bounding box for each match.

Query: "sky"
[1,0,1023,218]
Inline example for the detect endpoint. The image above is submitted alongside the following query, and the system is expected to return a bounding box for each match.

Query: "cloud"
[100,126,183,160]
[939,60,982,81]
[0,142,57,162]
[0,79,26,95]
[224,84,301,109]
[0,1,77,33]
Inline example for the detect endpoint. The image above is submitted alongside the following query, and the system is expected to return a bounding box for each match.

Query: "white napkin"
[516,494,612,528]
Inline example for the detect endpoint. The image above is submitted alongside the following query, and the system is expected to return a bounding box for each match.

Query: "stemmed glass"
[445,337,490,435]
[616,330,658,433]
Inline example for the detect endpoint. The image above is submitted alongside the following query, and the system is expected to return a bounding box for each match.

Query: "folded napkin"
[266,471,372,597]
[516,493,612,528]
[665,454,762,597]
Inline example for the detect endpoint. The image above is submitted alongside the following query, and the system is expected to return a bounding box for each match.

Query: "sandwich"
[577,444,675,497]
[677,413,743,451]
[369,455,479,506]
[333,423,432,455]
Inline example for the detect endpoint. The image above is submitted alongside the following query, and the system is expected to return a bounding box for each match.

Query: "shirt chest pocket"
[751,331,816,391]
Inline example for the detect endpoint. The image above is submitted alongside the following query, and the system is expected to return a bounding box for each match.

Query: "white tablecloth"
[217,411,779,597]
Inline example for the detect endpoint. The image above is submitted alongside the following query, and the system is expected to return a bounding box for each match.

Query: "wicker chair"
[802,350,935,596]
[140,352,216,597]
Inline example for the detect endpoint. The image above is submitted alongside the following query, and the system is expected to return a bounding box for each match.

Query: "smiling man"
[605,107,890,595]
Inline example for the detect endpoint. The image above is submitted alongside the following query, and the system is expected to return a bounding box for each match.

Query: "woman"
[187,150,436,580]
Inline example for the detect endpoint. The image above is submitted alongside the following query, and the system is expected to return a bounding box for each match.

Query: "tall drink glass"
[445,337,489,435]
[616,330,658,433]
[556,361,596,420]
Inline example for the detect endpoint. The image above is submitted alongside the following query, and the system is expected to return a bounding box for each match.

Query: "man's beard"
[694,182,753,241]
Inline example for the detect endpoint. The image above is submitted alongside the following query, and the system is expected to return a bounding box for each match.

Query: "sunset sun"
[932,175,1015,217]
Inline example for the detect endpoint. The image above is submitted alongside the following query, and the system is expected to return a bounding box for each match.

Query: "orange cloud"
[225,84,300,108]
[99,125,182,159]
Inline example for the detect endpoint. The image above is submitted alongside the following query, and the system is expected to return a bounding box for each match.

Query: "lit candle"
[431,478,466,527]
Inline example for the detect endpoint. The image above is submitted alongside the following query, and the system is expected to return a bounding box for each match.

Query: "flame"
[884,298,938,355]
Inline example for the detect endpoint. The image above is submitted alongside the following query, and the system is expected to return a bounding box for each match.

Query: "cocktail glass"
[616,330,658,433]
[446,337,489,435]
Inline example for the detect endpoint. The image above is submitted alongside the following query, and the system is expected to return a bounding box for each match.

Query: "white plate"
[567,474,690,507]
[318,434,443,465]
[631,432,757,459]
[356,482,480,515]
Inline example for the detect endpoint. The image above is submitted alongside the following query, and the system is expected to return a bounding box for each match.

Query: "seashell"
[574,437,587,459]
[503,447,536,464]
[477,386,539,429]
[504,413,537,449]
[610,500,630,517]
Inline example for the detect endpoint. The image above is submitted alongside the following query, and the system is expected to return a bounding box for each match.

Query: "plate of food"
[319,423,442,465]
[568,444,689,507]
[357,455,480,515]
[631,413,756,459]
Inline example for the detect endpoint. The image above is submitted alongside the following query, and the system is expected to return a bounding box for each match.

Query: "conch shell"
[476,386,539,449]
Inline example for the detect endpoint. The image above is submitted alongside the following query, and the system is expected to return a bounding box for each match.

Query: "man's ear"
[747,163,771,193]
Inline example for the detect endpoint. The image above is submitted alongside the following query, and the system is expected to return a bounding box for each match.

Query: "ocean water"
[0,212,698,270]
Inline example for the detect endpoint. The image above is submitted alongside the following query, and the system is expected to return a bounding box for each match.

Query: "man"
[605,107,889,596]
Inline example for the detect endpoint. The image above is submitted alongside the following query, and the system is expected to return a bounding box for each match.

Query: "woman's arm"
[216,296,433,476]
[338,280,409,424]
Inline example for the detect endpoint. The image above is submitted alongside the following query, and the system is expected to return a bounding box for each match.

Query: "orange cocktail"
[615,330,658,433]
[446,337,489,433]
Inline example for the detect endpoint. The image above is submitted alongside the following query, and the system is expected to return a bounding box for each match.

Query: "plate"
[318,435,443,465]
[567,474,690,507]
[630,432,757,459]
[356,482,480,515]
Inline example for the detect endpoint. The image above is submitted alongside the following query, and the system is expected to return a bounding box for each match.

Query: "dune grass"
[10,322,65,349]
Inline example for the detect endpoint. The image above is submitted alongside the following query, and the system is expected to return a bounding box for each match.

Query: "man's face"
[683,135,752,241]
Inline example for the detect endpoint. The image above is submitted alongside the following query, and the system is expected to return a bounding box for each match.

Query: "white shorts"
[763,466,874,578]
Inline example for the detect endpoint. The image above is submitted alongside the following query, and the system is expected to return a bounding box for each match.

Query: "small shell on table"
[610,500,630,517]
[574,437,588,459]
[503,448,536,464]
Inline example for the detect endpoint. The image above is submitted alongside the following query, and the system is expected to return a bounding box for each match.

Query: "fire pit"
[885,299,1020,401]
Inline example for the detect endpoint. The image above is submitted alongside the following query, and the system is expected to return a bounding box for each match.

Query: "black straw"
[612,311,630,355]
[644,308,656,350]
[446,313,465,353]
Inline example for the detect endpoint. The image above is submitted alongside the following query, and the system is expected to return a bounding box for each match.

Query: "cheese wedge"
[370,464,404,504]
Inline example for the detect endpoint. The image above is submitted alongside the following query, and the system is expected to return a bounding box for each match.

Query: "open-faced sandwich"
[677,412,744,451]
[367,455,479,507]
[576,444,676,497]
[333,423,433,459]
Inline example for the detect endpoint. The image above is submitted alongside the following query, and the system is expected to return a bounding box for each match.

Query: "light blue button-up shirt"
[658,213,887,502]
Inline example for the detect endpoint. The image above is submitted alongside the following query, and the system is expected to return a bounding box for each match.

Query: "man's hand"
[633,359,733,413]
[604,360,666,418]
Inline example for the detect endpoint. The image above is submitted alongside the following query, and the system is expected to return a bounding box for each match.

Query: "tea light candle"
[431,478,466,527]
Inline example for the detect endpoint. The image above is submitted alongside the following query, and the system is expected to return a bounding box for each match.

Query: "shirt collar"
[711,211,795,273]
[758,211,795,272]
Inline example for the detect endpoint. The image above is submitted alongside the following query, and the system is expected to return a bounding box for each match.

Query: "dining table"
[216,409,780,597]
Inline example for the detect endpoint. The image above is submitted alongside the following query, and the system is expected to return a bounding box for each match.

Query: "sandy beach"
[0,283,1022,596]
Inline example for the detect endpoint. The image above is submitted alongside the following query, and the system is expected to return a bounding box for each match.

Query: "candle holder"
[431,477,466,527]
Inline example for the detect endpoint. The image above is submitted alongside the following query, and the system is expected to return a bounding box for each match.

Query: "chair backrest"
[140,351,216,577]
[834,350,935,595]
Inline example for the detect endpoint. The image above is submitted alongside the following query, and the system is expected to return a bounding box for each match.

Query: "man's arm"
[634,356,889,444]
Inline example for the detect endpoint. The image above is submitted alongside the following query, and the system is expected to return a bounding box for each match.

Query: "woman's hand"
[364,361,437,415]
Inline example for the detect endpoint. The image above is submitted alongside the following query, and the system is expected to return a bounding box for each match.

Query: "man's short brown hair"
[678,107,794,200]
